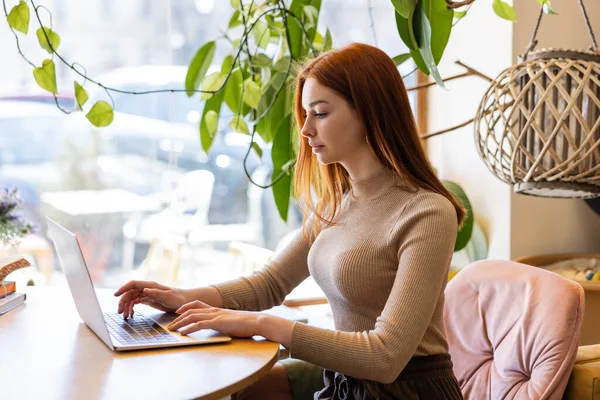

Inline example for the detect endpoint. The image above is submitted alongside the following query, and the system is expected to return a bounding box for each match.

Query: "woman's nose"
[300,120,314,138]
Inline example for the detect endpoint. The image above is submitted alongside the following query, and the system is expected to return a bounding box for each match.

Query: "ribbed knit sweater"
[212,167,458,384]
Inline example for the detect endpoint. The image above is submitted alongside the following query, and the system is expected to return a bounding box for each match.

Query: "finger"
[169,314,208,332]
[171,307,211,326]
[176,300,211,314]
[169,310,211,330]
[123,301,130,319]
[129,302,134,318]
[118,290,140,314]
[114,280,166,296]
[180,321,209,335]
[124,298,135,319]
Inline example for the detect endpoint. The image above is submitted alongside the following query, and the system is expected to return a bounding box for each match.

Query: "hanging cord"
[523,0,598,60]
[522,7,543,61]
[577,0,598,52]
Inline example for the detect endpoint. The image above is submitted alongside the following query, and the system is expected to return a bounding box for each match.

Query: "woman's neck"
[341,154,384,181]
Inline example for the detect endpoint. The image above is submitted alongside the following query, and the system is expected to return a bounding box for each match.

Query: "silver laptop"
[46,217,231,351]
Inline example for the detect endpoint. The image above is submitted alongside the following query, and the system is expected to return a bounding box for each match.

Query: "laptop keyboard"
[103,311,179,345]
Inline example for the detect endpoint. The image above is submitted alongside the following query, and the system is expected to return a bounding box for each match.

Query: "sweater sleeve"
[211,227,311,311]
[288,193,458,384]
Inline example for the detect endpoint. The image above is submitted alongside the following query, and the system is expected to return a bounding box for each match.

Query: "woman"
[114,42,466,399]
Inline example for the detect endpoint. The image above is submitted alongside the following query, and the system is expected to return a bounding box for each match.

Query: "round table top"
[0,286,280,400]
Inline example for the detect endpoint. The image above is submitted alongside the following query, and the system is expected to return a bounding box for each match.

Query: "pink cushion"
[444,260,584,399]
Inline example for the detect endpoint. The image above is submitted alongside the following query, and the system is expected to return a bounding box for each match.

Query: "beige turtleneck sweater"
[211,167,458,384]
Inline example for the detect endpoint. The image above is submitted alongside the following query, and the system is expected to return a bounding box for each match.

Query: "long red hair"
[293,43,466,241]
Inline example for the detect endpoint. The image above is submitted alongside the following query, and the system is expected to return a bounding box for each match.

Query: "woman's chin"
[315,155,333,165]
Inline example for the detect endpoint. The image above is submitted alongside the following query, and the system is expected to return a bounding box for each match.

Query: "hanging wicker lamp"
[474,0,600,198]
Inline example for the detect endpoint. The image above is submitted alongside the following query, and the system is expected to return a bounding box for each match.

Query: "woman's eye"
[303,112,327,119]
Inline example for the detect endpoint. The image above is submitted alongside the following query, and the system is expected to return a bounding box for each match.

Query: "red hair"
[293,43,466,241]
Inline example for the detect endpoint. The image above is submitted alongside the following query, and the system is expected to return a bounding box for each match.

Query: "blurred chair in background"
[121,169,214,271]
[137,232,185,286]
[187,166,267,249]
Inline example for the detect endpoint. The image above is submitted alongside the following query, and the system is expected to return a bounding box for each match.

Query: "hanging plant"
[3,0,557,249]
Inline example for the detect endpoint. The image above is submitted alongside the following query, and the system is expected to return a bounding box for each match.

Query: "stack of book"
[0,257,30,315]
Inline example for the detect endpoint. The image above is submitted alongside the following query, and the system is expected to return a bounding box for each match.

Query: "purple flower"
[0,187,35,245]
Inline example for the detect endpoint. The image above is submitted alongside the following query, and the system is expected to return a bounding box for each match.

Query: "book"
[0,257,31,283]
[0,292,26,315]
[0,281,16,298]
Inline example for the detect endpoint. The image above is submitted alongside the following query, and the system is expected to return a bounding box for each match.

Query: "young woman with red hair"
[115,42,465,399]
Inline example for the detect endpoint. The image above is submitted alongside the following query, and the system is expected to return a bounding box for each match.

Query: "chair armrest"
[564,345,600,400]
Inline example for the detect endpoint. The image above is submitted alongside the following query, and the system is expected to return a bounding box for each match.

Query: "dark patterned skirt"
[314,354,463,400]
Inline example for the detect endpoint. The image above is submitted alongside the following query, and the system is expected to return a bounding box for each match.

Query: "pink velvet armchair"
[444,260,585,399]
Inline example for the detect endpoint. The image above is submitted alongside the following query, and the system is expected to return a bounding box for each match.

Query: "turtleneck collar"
[350,167,404,200]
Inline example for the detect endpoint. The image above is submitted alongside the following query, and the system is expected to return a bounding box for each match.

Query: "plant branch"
[446,0,475,10]
[2,0,35,68]
[420,117,474,139]
[27,0,277,98]
[406,60,493,92]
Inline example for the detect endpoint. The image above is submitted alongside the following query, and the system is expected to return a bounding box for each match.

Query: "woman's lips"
[311,145,324,153]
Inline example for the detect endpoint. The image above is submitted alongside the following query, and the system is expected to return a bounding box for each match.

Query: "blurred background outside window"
[0,0,416,296]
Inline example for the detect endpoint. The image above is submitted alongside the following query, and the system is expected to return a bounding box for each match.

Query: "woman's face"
[300,78,368,166]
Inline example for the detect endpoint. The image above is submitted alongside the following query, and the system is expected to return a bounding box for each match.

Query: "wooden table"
[0,287,280,400]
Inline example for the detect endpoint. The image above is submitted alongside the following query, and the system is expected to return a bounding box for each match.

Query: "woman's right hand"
[114,280,189,318]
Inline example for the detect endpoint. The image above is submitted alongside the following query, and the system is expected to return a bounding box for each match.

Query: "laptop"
[46,217,232,351]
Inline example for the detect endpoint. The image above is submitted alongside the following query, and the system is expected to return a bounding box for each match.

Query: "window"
[1,0,415,290]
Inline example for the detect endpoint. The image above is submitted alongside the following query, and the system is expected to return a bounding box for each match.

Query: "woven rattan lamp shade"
[474,49,600,199]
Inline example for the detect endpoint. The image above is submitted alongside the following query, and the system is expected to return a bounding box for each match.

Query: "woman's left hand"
[167,300,261,337]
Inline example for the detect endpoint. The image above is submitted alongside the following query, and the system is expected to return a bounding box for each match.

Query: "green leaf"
[272,115,293,221]
[395,10,418,51]
[492,0,517,21]
[36,26,60,53]
[205,110,218,137]
[229,116,250,134]
[286,0,305,58]
[221,55,234,75]
[303,5,318,25]
[252,142,263,159]
[422,0,453,65]
[200,89,224,153]
[442,180,473,252]
[256,84,288,144]
[228,10,242,28]
[185,41,216,97]
[86,101,114,127]
[33,59,58,94]
[273,56,291,72]
[243,79,261,110]
[253,20,270,50]
[312,32,324,52]
[268,72,287,92]
[306,0,322,44]
[392,53,412,66]
[391,0,415,19]
[74,81,88,110]
[323,28,332,51]
[224,68,243,114]
[536,0,557,14]
[202,72,227,93]
[252,53,273,68]
[413,3,446,88]
[453,10,467,20]
[230,0,241,8]
[7,0,29,35]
